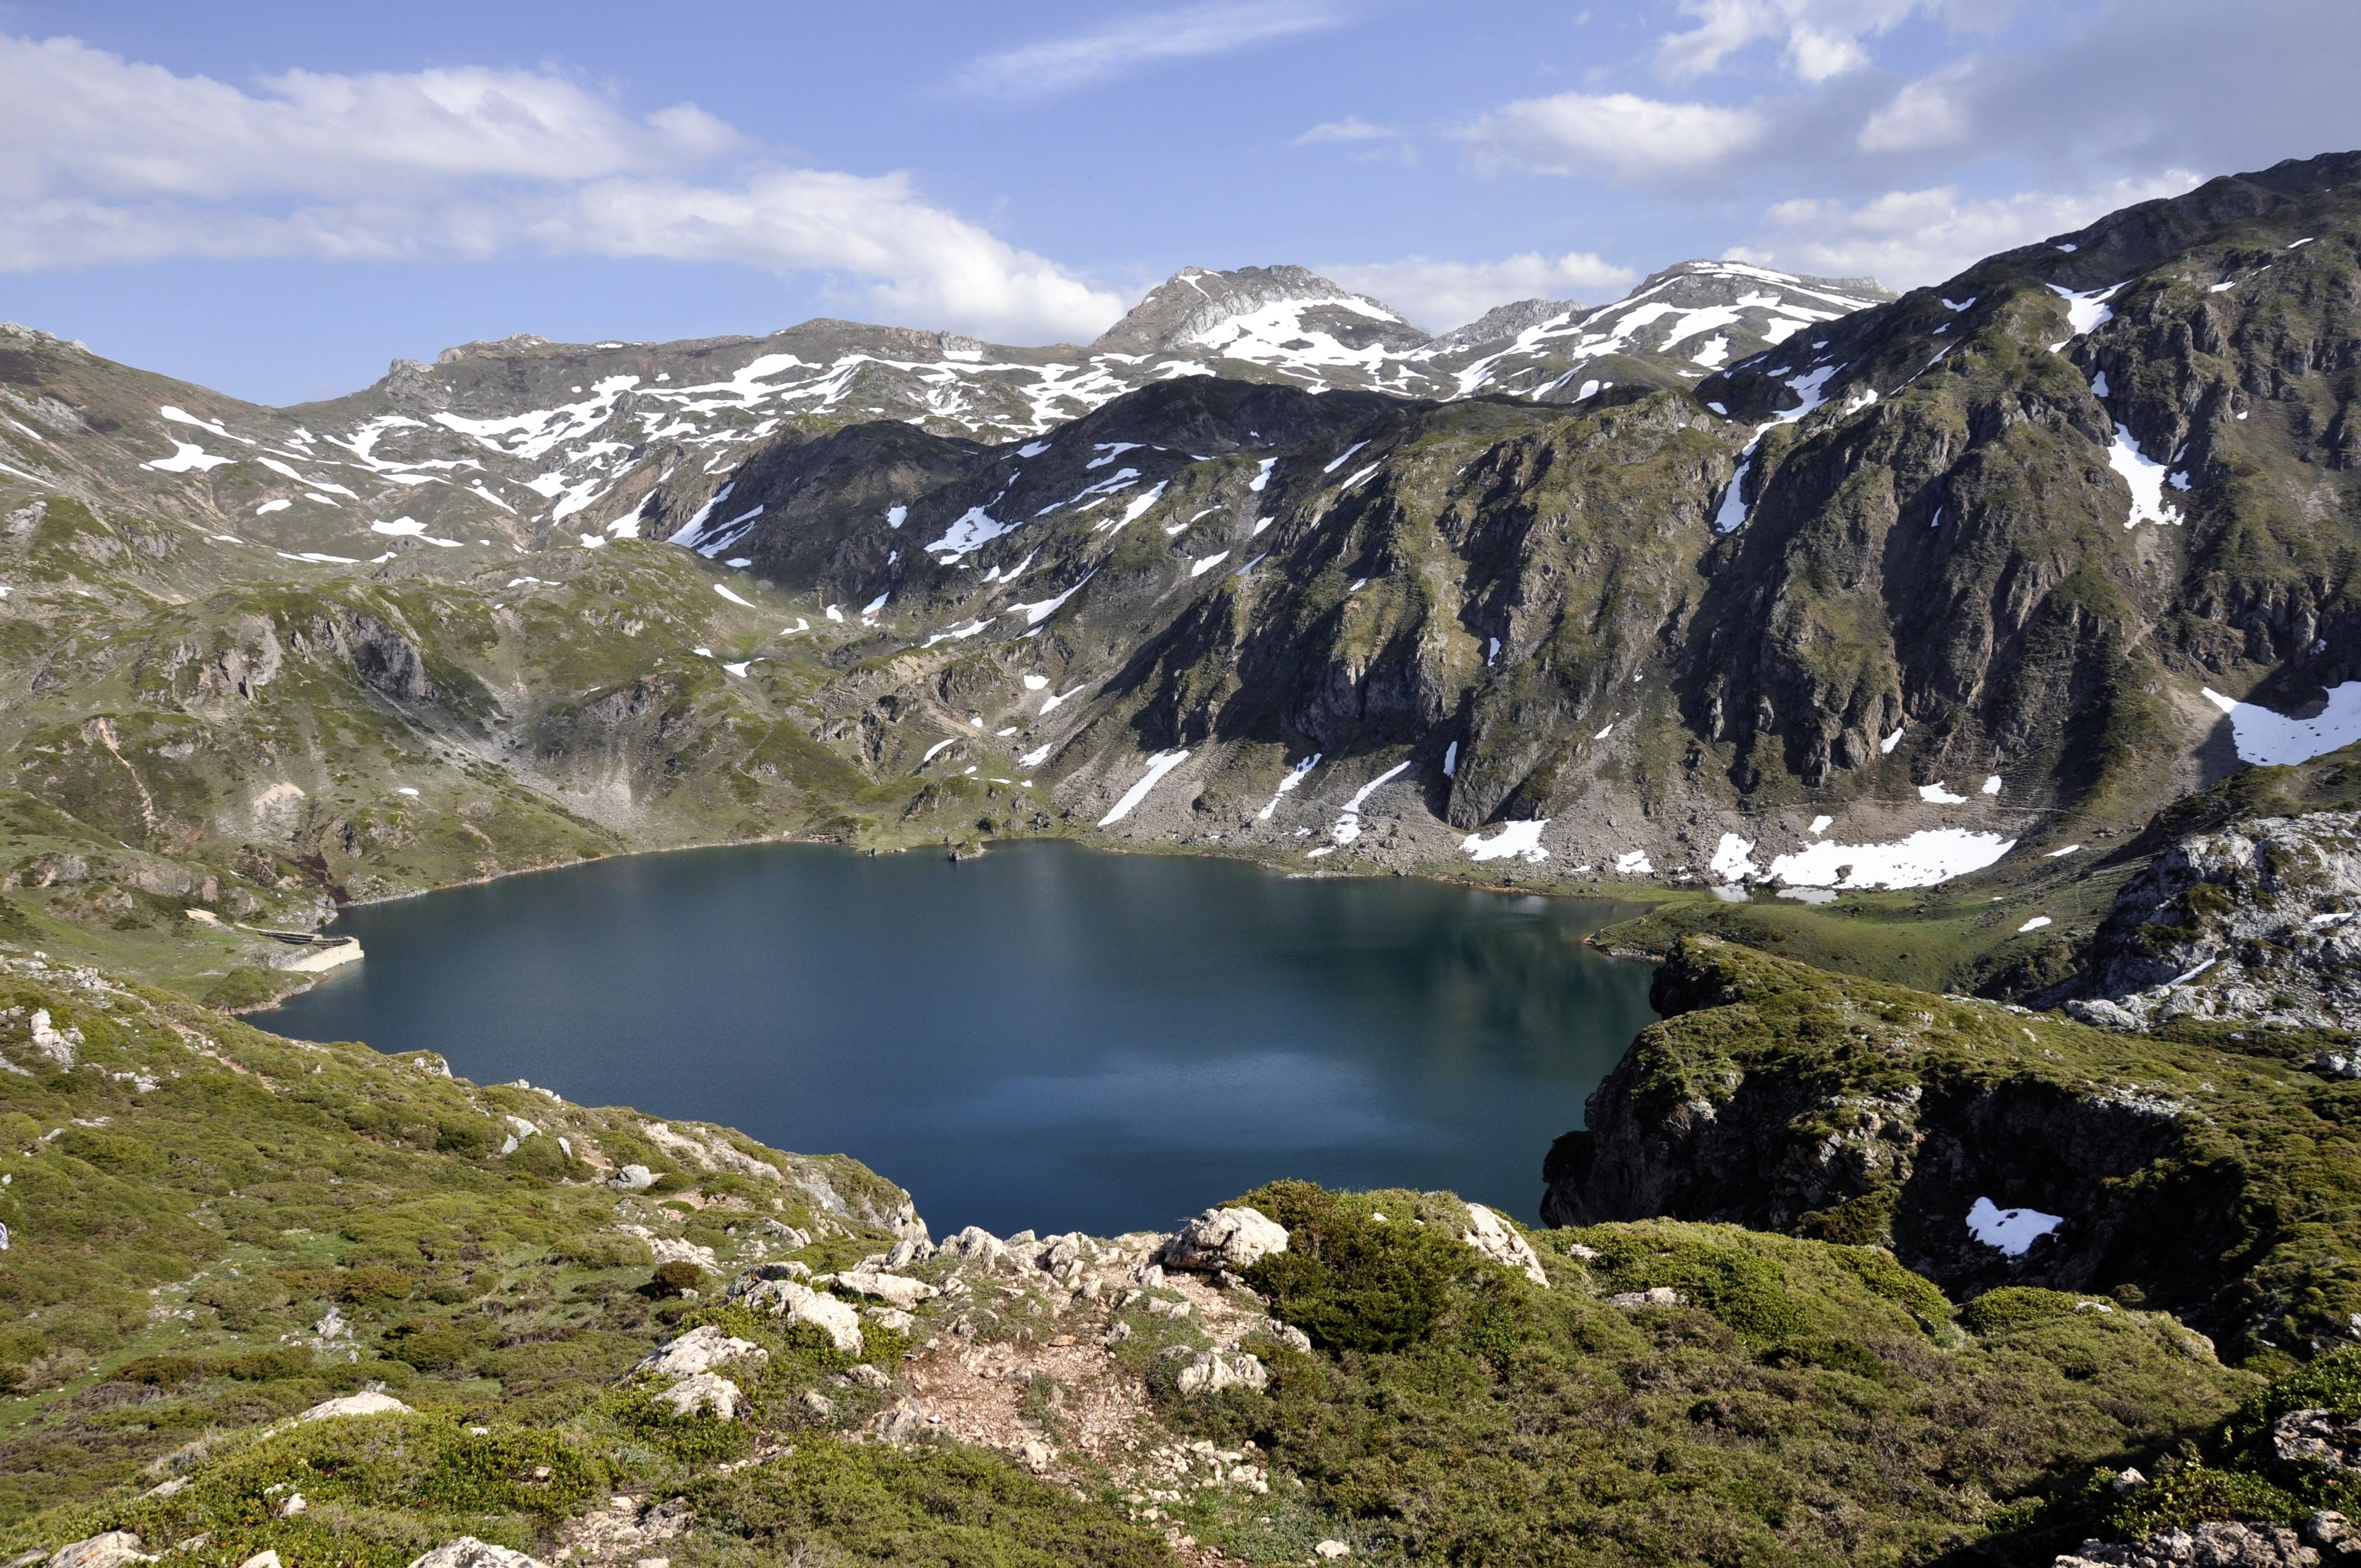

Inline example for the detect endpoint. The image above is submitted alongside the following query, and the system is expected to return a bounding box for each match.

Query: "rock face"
[727,1267,863,1354]
[1541,937,2360,1355]
[633,1324,768,1380]
[1459,1202,1549,1287]
[2059,812,2361,1031]
[1161,1207,1289,1273]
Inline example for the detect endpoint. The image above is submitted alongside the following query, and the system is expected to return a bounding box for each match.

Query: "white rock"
[1460,1203,1549,1287]
[1315,1542,1351,1560]
[867,1400,933,1445]
[833,1267,938,1310]
[1161,1207,1288,1273]
[655,1371,741,1420]
[728,1270,863,1354]
[1176,1351,1269,1397]
[406,1540,549,1568]
[611,1164,656,1191]
[46,1533,153,1568]
[295,1390,412,1423]
[238,1553,282,1568]
[27,1009,80,1069]
[1566,1242,1601,1261]
[633,1324,768,1380]
[937,1225,1005,1266]
[1606,1287,1685,1308]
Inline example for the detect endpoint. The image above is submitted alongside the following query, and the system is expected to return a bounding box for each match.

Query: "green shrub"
[2109,1466,2304,1538]
[216,1347,313,1381]
[114,1356,200,1386]
[1961,1287,2086,1334]
[199,968,283,1011]
[2218,1343,2361,1468]
[1240,1180,1470,1353]
[379,1321,477,1373]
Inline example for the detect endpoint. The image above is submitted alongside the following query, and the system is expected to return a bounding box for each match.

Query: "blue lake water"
[264,839,1657,1237]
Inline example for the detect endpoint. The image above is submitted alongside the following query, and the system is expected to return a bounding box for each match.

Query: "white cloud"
[0,35,739,199]
[1457,91,1765,181]
[952,2,1348,103]
[1855,64,1977,151]
[1730,173,2199,288]
[0,34,1125,344]
[1323,253,1638,332]
[1294,115,1396,144]
[1656,0,2015,83]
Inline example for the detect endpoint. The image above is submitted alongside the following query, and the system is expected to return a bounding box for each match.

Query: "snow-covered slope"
[0,261,1894,585]
[1413,262,1896,403]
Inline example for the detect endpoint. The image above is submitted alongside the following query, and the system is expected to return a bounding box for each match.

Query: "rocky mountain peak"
[1091,264,1428,358]
[1421,298,1574,357]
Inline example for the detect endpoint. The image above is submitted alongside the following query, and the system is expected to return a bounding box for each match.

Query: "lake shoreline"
[259,835,1663,1235]
[250,823,1667,1014]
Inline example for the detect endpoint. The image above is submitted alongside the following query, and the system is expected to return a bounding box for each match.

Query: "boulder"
[295,1390,412,1423]
[2066,998,2144,1032]
[655,1371,741,1420]
[406,1541,549,1568]
[611,1164,656,1191]
[46,1534,153,1568]
[1606,1287,1685,1308]
[833,1267,938,1310]
[1160,1207,1288,1273]
[1176,1351,1269,1397]
[938,1226,1005,1266]
[633,1324,769,1380]
[728,1269,863,1354]
[867,1400,933,1445]
[1460,1203,1549,1287]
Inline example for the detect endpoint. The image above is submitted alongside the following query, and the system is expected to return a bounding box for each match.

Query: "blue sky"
[1,0,2353,404]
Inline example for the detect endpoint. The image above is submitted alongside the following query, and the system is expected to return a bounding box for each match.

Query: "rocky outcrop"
[1542,937,2352,1354]
[2054,1521,2321,1567]
[45,1534,153,1568]
[293,1390,411,1423]
[2058,812,2361,1032]
[407,1542,547,1568]
[1176,1350,1269,1397]
[726,1267,863,1354]
[1160,1207,1288,1273]
[1459,1202,1548,1286]
[654,1371,742,1420]
[633,1324,768,1380]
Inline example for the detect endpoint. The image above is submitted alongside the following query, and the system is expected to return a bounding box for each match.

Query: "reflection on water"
[266,840,1657,1235]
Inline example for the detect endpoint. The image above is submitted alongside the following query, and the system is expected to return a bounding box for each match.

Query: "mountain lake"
[264,839,1658,1237]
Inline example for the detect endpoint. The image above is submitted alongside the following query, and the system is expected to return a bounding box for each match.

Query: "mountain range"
[9,150,2361,1568]
[3,151,2360,1023]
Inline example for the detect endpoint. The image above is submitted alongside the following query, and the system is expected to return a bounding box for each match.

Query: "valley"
[5,148,2361,1568]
